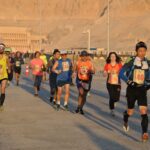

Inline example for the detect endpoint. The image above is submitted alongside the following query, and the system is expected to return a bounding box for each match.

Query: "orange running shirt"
[77,60,93,81]
[104,63,122,84]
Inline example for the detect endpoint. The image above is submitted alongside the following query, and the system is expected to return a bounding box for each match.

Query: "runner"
[4,49,14,84]
[48,49,60,105]
[103,52,122,116]
[119,41,150,142]
[74,51,95,115]
[30,51,45,96]
[0,43,10,110]
[14,51,24,86]
[52,50,72,111]
[40,49,48,81]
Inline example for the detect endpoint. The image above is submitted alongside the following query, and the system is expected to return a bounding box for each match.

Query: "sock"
[64,101,68,106]
[123,111,129,124]
[0,94,5,106]
[141,114,148,134]
[57,101,60,105]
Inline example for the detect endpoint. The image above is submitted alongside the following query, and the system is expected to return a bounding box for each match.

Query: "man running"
[4,49,14,84]
[0,43,10,110]
[14,51,24,86]
[48,49,60,105]
[74,51,95,115]
[120,41,150,142]
[52,50,72,111]
[30,51,45,96]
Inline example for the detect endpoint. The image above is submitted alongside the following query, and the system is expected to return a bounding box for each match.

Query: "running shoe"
[142,133,149,142]
[56,104,60,111]
[110,110,115,117]
[123,123,129,132]
[87,92,91,97]
[53,101,56,106]
[34,93,39,97]
[75,107,80,113]
[64,105,69,111]
[80,109,84,115]
[0,106,4,112]
[49,97,53,103]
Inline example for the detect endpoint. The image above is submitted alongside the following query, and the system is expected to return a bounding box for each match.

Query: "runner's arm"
[6,57,11,73]
[91,62,95,74]
[52,61,61,74]
[119,61,132,83]
[72,61,78,78]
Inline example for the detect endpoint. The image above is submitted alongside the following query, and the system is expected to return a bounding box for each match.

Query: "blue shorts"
[57,80,71,87]
[34,75,42,87]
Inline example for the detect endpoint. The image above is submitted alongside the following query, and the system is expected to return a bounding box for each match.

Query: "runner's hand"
[55,70,62,74]
[8,70,11,74]
[127,80,138,87]
[72,72,76,78]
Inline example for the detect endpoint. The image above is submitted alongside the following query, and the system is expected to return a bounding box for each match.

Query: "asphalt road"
[0,71,149,150]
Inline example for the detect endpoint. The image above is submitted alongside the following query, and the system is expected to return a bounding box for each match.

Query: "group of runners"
[0,41,149,142]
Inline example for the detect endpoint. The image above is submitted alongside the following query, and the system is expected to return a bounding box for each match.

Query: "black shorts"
[14,67,21,74]
[8,70,13,81]
[76,78,90,91]
[107,83,121,102]
[0,78,8,84]
[57,80,71,87]
[126,86,147,109]
[49,75,57,89]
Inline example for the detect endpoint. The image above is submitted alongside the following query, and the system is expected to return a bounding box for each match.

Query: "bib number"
[133,69,145,84]
[109,73,119,84]
[62,62,69,71]
[34,65,40,72]
[16,61,21,67]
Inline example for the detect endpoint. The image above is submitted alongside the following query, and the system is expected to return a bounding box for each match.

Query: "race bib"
[62,62,69,71]
[34,65,40,72]
[109,73,119,84]
[133,69,145,84]
[16,61,21,67]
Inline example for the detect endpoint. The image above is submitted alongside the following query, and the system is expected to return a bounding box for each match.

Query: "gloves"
[145,85,150,90]
[127,80,138,87]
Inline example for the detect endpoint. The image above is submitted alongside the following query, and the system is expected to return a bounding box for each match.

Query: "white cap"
[60,50,67,55]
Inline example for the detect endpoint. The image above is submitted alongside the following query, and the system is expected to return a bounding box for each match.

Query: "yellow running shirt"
[40,55,48,65]
[0,55,8,80]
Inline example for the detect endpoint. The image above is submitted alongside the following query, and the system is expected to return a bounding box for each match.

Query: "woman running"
[103,52,122,116]
[30,51,45,96]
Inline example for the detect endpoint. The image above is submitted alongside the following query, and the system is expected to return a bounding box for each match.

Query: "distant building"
[0,26,48,53]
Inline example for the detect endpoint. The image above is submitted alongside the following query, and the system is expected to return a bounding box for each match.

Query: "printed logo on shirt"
[34,65,41,72]
[80,66,88,75]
